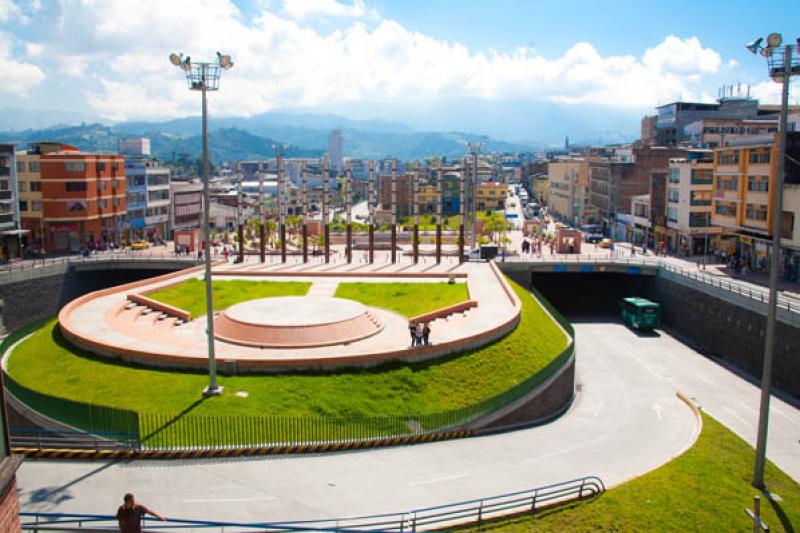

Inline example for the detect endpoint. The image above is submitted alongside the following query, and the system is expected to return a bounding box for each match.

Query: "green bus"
[621,297,660,330]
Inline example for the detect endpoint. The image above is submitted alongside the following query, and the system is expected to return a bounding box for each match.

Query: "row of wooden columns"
[249,157,468,265]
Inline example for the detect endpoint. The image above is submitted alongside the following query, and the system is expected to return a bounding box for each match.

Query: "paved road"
[17,321,700,524]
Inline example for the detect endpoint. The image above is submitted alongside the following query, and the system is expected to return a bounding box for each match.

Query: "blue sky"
[0,0,798,140]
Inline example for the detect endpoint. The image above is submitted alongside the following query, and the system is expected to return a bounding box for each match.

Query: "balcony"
[690,199,712,207]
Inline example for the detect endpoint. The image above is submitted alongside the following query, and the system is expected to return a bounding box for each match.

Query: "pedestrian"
[415,322,424,347]
[116,493,165,533]
[423,322,431,345]
[409,322,417,347]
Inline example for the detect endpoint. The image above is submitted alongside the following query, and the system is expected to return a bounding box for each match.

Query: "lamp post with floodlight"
[744,32,799,489]
[169,51,233,396]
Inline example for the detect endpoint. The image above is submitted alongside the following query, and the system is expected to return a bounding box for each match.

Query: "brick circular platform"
[213,296,384,348]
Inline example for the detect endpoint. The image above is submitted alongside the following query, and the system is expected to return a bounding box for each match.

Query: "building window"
[747,176,769,192]
[65,182,87,192]
[689,212,710,227]
[716,176,738,191]
[97,162,106,172]
[667,207,678,223]
[690,191,712,206]
[32,200,42,211]
[99,199,108,209]
[16,162,26,173]
[749,149,771,164]
[717,151,739,165]
[782,211,794,239]
[668,189,679,203]
[65,161,86,172]
[714,201,737,217]
[668,168,680,184]
[29,161,40,172]
[745,203,768,221]
[98,181,106,191]
[18,181,27,193]
[691,169,713,185]
[30,181,41,192]
[19,200,27,212]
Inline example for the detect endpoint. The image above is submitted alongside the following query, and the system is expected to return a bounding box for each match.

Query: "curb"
[11,430,474,461]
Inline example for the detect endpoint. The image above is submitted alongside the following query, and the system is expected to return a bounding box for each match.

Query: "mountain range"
[0,110,544,162]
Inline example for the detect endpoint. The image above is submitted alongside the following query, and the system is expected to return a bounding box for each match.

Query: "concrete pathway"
[17,322,701,524]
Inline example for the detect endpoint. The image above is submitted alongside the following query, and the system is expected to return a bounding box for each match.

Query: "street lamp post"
[169,51,233,396]
[745,33,799,489]
[468,143,482,248]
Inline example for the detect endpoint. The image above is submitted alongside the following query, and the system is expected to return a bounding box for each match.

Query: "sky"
[0,0,799,139]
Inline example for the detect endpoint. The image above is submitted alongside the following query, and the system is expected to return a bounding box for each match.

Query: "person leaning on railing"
[117,493,166,533]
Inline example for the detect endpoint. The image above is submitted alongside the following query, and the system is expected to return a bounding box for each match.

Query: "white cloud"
[751,79,800,105]
[0,32,45,94]
[642,35,720,76]
[7,0,731,120]
[282,0,368,19]
[0,0,24,23]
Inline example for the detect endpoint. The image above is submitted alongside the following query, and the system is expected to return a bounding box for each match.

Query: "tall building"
[0,144,21,259]
[40,145,127,252]
[630,145,686,247]
[588,159,637,232]
[328,129,344,173]
[547,159,589,225]
[171,180,203,234]
[711,132,800,277]
[665,150,720,255]
[654,97,761,146]
[118,137,151,156]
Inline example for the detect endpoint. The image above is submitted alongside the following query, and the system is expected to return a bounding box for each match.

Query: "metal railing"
[21,475,604,531]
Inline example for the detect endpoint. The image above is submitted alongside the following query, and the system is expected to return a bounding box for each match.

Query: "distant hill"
[0,113,537,161]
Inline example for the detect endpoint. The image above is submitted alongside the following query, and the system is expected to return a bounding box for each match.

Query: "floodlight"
[169,52,182,66]
[767,32,783,47]
[181,56,192,72]
[219,54,233,70]
[745,37,763,55]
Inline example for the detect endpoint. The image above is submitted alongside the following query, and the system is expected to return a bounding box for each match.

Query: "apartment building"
[665,151,721,255]
[475,182,509,211]
[0,144,21,259]
[171,180,203,234]
[711,132,800,276]
[655,97,761,146]
[547,159,589,225]
[17,150,43,248]
[588,159,636,232]
[683,117,778,148]
[40,147,127,252]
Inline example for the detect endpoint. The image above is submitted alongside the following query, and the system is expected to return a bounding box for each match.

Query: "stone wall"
[0,269,174,330]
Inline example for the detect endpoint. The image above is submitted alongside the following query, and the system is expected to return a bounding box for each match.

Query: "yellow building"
[547,159,589,224]
[475,182,509,211]
[711,136,787,273]
[16,151,44,245]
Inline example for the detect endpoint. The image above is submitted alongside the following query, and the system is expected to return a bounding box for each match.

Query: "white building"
[118,138,151,156]
[328,129,344,173]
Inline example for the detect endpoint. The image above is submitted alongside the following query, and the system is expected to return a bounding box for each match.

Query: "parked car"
[598,238,614,249]
[586,233,603,244]
[131,240,151,250]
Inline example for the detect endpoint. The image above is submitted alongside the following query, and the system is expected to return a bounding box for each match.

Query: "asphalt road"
[17,321,708,524]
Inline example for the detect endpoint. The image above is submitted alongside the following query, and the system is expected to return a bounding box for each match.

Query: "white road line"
[652,403,663,421]
[409,473,468,486]
[183,495,278,503]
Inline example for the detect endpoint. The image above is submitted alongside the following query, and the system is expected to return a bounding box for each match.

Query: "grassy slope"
[461,413,800,532]
[334,282,469,318]
[7,280,566,419]
[146,278,311,318]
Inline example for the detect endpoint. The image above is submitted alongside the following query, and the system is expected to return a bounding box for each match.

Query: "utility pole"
[413,160,420,263]
[391,159,397,263]
[323,157,330,263]
[258,170,265,263]
[346,161,353,263]
[368,160,375,263]
[275,144,287,263]
[436,161,442,264]
[237,179,244,263]
[302,161,308,263]
[468,143,482,249]
[459,157,466,262]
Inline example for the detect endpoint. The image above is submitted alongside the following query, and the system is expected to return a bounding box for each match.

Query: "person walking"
[422,323,431,345]
[409,322,417,347]
[415,322,424,347]
[116,493,165,533]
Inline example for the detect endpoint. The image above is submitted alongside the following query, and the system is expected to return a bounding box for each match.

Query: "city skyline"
[0,0,799,140]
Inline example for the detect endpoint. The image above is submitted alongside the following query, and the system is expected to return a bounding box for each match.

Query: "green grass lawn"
[6,280,565,427]
[146,278,311,318]
[334,282,469,318]
[459,413,800,532]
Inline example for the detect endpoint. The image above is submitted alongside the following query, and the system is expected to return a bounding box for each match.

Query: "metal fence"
[3,291,575,451]
[21,475,605,531]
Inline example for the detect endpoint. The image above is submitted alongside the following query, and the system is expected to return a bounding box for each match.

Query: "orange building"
[40,145,127,252]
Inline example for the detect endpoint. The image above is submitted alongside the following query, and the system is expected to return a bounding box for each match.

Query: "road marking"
[722,406,751,427]
[591,400,605,419]
[651,403,663,421]
[183,495,277,503]
[409,473,468,486]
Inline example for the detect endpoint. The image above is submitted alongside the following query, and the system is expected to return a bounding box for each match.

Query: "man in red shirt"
[116,493,166,533]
